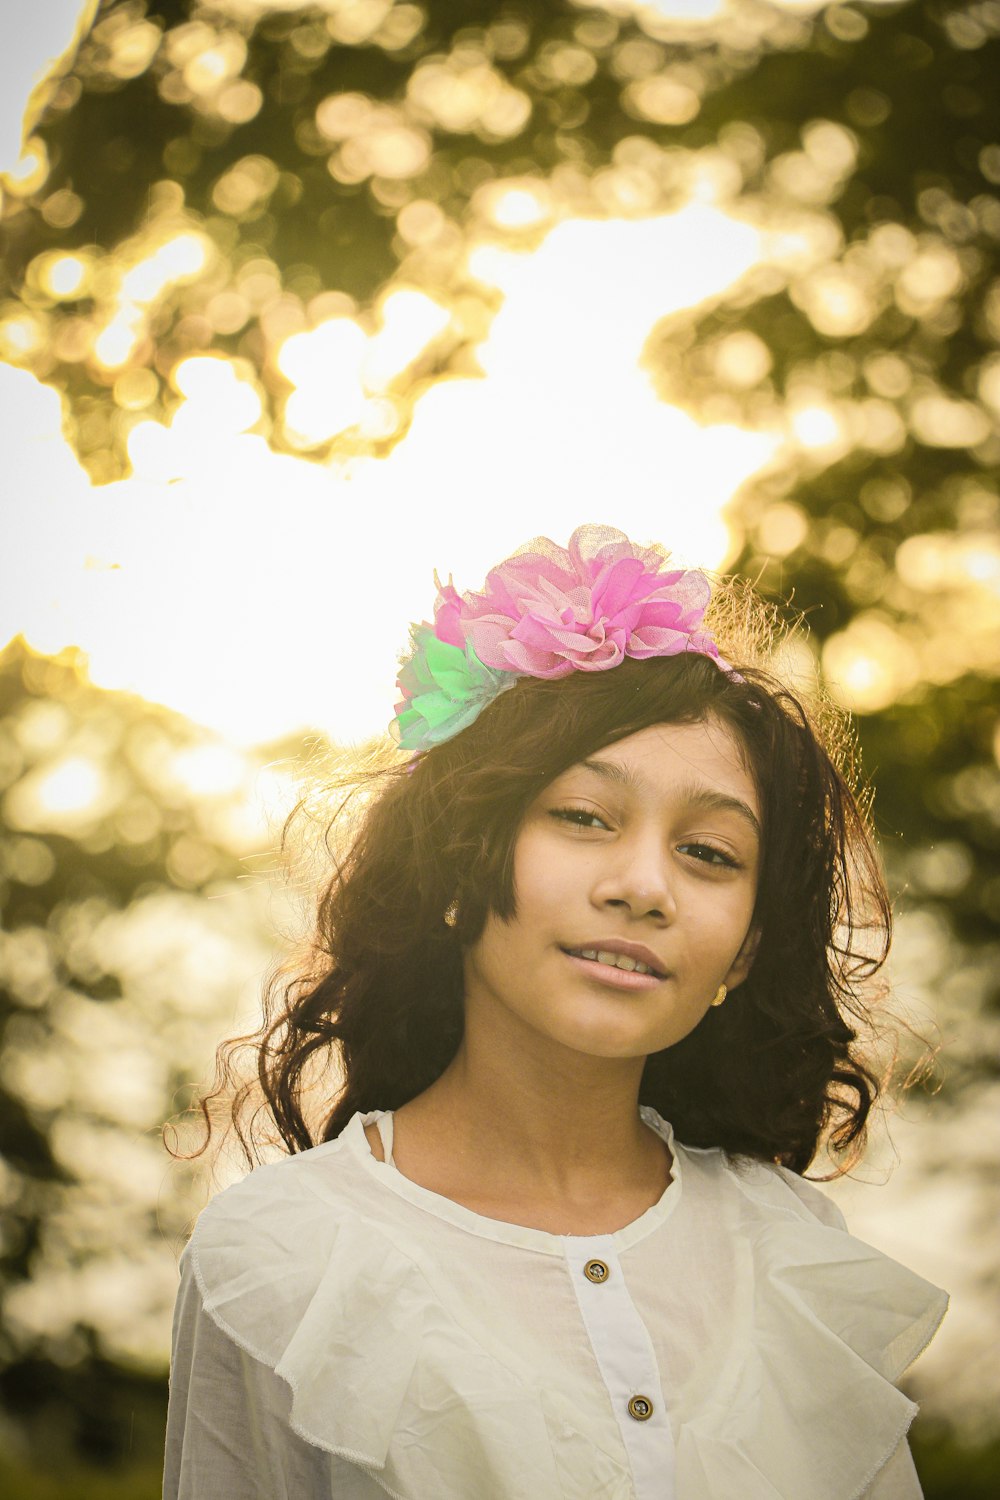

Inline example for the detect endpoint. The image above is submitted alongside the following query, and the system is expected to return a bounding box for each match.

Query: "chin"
[553,1017,671,1060]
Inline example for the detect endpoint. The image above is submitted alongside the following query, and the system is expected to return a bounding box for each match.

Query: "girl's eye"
[679,841,739,869]
[550,806,610,831]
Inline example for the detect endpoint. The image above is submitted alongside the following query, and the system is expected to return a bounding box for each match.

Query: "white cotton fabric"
[163,1107,948,1500]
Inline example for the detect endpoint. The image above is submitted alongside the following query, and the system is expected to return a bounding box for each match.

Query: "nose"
[592,831,676,923]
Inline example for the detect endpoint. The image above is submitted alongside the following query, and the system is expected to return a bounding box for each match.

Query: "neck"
[396,988,663,1204]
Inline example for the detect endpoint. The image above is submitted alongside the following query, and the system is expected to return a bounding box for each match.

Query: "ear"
[725,925,761,991]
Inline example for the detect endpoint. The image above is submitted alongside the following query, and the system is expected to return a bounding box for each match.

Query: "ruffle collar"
[188,1112,948,1500]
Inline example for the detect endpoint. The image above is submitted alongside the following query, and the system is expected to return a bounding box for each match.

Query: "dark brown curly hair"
[178,583,911,1182]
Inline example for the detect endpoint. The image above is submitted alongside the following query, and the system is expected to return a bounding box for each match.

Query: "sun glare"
[1,139,49,195]
[32,756,104,816]
[789,404,843,449]
[93,231,213,372]
[278,317,369,446]
[169,744,247,798]
[39,252,90,298]
[364,289,450,391]
[121,233,208,302]
[822,617,921,714]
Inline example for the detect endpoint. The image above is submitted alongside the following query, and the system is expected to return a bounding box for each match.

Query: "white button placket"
[564,1235,675,1500]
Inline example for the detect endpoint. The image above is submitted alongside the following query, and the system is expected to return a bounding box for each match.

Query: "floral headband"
[392,524,724,753]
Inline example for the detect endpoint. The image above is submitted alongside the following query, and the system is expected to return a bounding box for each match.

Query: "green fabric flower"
[394,625,519,752]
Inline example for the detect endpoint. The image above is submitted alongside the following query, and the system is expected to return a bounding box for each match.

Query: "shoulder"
[676,1138,948,1382]
[184,1114,413,1371]
[670,1125,845,1229]
[193,1132,352,1249]
[743,1156,848,1231]
[767,1158,851,1230]
[643,1109,844,1232]
[187,1117,382,1307]
[667,1139,947,1499]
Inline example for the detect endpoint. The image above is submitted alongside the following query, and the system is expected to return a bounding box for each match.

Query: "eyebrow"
[579,757,762,840]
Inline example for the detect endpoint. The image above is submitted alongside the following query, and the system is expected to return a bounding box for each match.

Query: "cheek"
[689,887,754,962]
[510,827,568,911]
[465,912,528,992]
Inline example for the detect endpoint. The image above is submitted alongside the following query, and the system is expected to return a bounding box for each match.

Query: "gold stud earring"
[710,983,728,1007]
[443,899,459,929]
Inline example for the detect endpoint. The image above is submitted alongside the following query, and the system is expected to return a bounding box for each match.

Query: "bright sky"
[0,3,98,176]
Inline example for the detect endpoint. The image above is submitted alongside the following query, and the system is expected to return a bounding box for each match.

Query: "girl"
[163,526,948,1500]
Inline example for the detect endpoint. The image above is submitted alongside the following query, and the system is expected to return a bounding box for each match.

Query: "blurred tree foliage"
[0,0,998,1487]
[0,637,299,1479]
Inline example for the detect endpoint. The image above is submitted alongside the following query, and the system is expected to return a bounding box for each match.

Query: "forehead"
[559,718,759,809]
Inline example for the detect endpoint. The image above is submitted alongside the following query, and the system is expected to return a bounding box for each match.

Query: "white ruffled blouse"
[163,1107,948,1500]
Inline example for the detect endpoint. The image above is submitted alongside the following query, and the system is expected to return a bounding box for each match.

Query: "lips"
[560,942,667,980]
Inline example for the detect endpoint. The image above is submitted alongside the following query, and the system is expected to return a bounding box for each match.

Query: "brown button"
[583,1258,610,1284]
[627,1394,654,1421]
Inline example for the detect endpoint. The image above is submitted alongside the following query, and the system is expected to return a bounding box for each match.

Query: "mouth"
[560,946,667,981]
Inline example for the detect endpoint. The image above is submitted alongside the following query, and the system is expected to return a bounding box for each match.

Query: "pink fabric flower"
[435,525,719,678]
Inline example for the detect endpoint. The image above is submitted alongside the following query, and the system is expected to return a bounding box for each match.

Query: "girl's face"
[464,717,762,1061]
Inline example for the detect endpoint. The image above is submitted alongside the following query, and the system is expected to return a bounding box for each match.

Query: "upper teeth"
[575,948,655,976]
